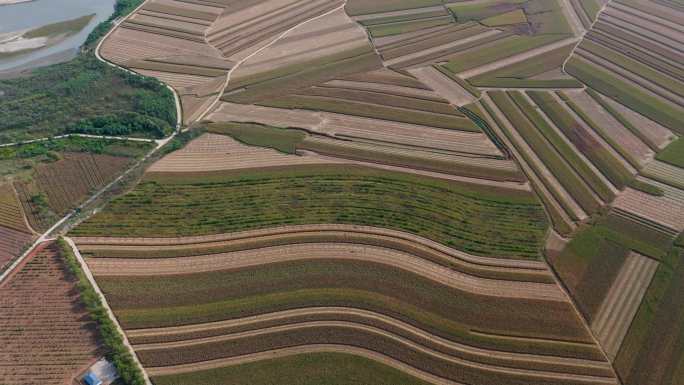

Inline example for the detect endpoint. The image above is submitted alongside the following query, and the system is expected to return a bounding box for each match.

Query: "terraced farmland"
[72,232,617,385]
[0,242,102,384]
[25,0,684,384]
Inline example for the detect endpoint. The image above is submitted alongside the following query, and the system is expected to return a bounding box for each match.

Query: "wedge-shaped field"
[0,242,102,384]
[0,184,34,270]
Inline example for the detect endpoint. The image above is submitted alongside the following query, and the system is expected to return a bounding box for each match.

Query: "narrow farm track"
[134,321,616,384]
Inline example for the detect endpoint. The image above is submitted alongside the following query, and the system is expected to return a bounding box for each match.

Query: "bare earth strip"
[145,344,465,384]
[563,90,654,166]
[207,102,503,157]
[85,242,565,301]
[127,306,610,376]
[135,321,616,384]
[591,252,659,360]
[458,38,579,79]
[612,177,684,233]
[72,223,550,271]
[408,66,475,106]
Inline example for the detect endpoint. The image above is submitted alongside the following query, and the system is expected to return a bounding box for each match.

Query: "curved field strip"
[72,163,548,258]
[151,350,436,385]
[94,259,599,355]
[85,243,562,300]
[134,321,616,385]
[147,345,455,384]
[127,306,609,374]
[591,252,659,360]
[72,223,548,275]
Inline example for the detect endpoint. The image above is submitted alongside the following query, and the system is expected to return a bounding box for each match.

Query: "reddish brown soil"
[0,242,102,385]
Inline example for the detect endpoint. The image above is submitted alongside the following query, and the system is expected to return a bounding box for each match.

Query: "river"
[0,0,116,73]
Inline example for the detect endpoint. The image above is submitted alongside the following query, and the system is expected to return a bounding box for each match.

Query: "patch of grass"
[566,57,684,135]
[627,179,664,197]
[656,137,684,168]
[345,0,444,16]
[72,164,548,258]
[58,238,145,385]
[447,0,527,22]
[207,122,305,154]
[152,352,432,385]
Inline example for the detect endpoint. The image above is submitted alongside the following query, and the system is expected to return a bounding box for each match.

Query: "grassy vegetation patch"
[482,9,528,26]
[152,352,432,385]
[656,137,684,168]
[207,122,306,154]
[73,165,547,258]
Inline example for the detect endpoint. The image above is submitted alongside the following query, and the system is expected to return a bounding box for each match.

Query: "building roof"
[83,372,102,385]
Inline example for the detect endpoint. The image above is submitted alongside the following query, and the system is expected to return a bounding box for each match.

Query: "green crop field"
[72,165,547,258]
[152,353,432,385]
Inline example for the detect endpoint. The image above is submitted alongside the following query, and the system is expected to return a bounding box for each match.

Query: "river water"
[0,0,116,73]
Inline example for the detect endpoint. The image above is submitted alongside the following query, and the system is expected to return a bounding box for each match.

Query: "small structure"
[82,358,118,385]
[83,372,102,385]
